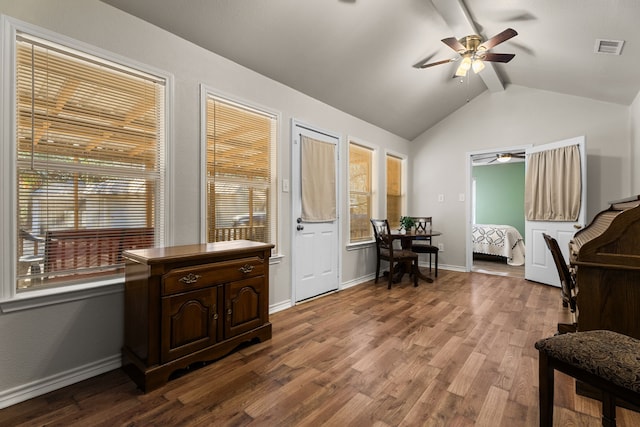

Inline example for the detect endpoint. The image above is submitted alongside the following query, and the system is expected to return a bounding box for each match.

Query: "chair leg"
[602,392,616,427]
[413,260,418,287]
[374,258,380,283]
[387,261,393,289]
[434,251,438,277]
[538,352,554,427]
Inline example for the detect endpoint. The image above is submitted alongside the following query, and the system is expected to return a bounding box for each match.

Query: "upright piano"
[569,195,640,338]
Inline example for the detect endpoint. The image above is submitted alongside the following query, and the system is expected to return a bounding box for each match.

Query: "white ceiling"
[102,0,640,141]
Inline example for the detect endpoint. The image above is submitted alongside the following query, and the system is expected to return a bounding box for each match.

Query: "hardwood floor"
[472,256,524,279]
[3,270,640,426]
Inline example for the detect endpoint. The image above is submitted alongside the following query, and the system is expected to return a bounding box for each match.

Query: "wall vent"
[594,39,624,55]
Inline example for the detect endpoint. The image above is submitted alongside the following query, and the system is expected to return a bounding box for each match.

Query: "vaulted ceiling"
[102,0,640,141]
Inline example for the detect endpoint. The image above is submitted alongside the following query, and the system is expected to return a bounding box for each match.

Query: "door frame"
[465,144,531,272]
[290,119,342,304]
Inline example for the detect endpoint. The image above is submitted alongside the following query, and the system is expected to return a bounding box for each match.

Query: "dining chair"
[411,216,439,277]
[370,219,419,289]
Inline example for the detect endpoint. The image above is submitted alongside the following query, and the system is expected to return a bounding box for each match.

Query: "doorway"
[291,120,340,302]
[467,146,529,278]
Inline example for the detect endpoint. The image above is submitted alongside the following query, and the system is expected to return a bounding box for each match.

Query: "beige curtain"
[301,135,336,222]
[525,144,581,221]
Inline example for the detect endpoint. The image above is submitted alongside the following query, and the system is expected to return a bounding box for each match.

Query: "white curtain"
[301,135,336,222]
[525,144,581,221]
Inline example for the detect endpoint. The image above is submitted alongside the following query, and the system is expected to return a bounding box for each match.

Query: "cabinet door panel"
[225,276,265,338]
[161,288,218,363]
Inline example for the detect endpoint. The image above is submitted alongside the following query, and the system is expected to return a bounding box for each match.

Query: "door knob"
[297,224,304,231]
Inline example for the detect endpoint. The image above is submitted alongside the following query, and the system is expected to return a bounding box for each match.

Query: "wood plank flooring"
[3,270,640,426]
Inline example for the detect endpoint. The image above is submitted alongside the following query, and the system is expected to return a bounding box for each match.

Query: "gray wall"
[473,162,525,239]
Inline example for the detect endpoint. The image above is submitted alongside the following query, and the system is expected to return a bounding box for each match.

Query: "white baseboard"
[269,299,292,314]
[0,354,122,410]
[341,273,375,290]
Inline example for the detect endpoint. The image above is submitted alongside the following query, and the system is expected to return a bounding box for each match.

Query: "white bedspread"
[472,224,525,266]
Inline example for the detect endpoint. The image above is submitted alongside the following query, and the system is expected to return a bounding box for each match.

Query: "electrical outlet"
[438,243,444,251]
[458,193,465,202]
[282,178,289,192]
[437,194,444,202]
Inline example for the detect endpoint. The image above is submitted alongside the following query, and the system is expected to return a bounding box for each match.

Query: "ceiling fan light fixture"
[455,56,472,77]
[472,58,485,74]
[496,153,512,163]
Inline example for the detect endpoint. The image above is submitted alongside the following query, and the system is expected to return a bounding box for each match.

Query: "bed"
[472,224,525,266]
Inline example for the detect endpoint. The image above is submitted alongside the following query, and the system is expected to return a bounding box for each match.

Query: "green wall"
[473,162,525,239]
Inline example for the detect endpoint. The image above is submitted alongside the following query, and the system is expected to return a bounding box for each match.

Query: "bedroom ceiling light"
[496,153,512,163]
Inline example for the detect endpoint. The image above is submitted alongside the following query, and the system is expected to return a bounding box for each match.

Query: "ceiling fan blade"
[478,28,518,51]
[416,58,455,69]
[481,52,515,63]
[441,37,466,53]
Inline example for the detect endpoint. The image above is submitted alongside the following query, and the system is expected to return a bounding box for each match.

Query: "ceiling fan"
[417,28,518,77]
[474,152,526,164]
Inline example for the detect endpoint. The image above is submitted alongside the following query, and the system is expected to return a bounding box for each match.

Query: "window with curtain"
[349,142,373,242]
[386,154,403,229]
[12,30,165,291]
[204,93,277,248]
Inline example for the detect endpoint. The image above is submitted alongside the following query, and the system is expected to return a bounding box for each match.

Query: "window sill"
[0,278,124,313]
[346,240,375,251]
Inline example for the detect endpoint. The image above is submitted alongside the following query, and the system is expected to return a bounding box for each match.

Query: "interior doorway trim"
[465,144,531,272]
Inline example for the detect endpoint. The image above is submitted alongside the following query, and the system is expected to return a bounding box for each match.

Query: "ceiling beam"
[431,0,505,92]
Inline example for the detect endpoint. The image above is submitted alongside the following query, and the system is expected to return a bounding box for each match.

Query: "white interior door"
[524,136,587,286]
[291,122,339,302]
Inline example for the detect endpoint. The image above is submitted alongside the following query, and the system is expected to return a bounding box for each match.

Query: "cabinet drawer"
[163,257,264,295]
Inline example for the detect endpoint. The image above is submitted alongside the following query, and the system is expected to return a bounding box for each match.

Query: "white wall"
[631,90,640,193]
[410,84,631,269]
[0,0,410,406]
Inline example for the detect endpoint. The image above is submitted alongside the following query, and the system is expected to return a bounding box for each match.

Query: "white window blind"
[349,142,373,242]
[205,95,276,246]
[386,154,403,229]
[14,32,164,291]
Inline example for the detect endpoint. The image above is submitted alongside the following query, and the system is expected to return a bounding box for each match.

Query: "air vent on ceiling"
[594,39,625,55]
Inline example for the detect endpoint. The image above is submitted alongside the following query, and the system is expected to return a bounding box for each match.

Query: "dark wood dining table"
[386,229,442,283]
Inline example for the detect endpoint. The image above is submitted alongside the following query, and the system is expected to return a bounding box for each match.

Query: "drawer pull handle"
[239,264,254,274]
[178,273,201,285]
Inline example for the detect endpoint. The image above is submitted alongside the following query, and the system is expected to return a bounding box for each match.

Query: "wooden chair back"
[413,217,433,244]
[542,233,576,312]
[370,219,391,252]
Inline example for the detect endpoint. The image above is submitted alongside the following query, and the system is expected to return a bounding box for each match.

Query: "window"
[386,153,403,229]
[349,142,373,242]
[203,91,277,248]
[6,25,166,293]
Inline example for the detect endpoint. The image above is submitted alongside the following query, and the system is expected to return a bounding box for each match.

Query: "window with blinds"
[13,31,164,291]
[386,154,403,229]
[204,94,276,247]
[349,142,373,242]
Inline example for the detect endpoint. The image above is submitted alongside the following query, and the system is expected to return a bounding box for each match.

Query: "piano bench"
[535,330,640,427]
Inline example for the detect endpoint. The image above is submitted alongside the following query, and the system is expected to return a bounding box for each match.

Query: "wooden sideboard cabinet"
[122,240,274,392]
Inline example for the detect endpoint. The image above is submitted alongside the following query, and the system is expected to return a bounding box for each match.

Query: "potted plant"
[399,216,415,233]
